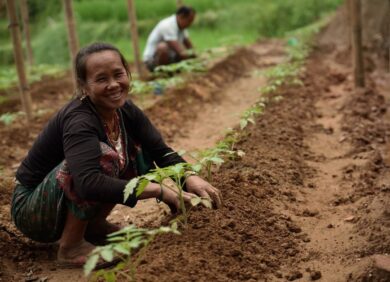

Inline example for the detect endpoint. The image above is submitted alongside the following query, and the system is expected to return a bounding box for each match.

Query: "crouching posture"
[11,42,222,268]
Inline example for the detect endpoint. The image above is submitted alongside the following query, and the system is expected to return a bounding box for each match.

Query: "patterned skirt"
[11,142,150,243]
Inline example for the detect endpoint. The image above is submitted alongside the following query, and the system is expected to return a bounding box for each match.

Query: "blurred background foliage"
[0,0,342,68]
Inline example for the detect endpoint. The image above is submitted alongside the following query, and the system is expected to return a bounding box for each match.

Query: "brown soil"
[1,17,390,282]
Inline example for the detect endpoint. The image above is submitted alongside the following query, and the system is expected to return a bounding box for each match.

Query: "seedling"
[0,112,23,125]
[239,103,265,130]
[154,59,206,77]
[124,162,208,227]
[84,223,180,281]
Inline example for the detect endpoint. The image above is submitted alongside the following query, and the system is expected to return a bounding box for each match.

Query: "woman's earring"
[80,90,87,100]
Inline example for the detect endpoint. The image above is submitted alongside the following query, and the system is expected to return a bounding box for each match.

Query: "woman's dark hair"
[74,42,130,97]
[176,6,196,17]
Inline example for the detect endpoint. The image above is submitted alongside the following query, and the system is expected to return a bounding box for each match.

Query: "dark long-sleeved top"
[16,97,184,207]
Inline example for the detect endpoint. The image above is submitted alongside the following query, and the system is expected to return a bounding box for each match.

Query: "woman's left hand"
[185,175,223,208]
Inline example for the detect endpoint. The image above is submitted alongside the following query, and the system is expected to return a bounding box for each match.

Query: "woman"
[11,42,222,267]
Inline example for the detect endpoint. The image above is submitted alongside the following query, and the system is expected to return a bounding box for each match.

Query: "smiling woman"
[10,42,222,269]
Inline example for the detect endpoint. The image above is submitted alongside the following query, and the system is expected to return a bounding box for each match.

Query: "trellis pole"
[6,0,33,121]
[20,0,34,65]
[63,0,79,87]
[126,0,144,78]
[349,0,365,88]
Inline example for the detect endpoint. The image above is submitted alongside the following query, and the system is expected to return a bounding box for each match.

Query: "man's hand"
[185,175,223,208]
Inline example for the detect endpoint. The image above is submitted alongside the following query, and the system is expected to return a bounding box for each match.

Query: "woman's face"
[83,50,130,113]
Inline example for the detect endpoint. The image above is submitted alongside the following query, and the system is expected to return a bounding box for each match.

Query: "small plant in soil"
[84,223,180,281]
[239,102,265,130]
[124,162,210,226]
[154,58,206,77]
[0,112,23,125]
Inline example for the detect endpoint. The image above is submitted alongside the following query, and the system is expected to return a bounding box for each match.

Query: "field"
[1,1,390,281]
[0,0,341,89]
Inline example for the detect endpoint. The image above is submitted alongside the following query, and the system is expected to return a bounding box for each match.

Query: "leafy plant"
[124,162,209,226]
[0,64,66,90]
[186,141,244,182]
[154,59,206,77]
[84,223,180,281]
[239,103,265,130]
[0,112,22,125]
[257,18,326,98]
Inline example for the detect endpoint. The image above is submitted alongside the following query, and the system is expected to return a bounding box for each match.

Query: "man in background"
[143,6,196,72]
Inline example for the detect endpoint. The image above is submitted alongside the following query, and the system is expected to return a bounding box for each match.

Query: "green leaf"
[101,248,114,262]
[172,163,185,175]
[210,157,224,165]
[240,119,248,129]
[84,254,99,276]
[176,150,187,156]
[171,221,178,231]
[106,236,126,242]
[129,237,143,249]
[190,197,202,206]
[144,174,157,181]
[113,244,130,255]
[0,112,19,125]
[124,178,139,202]
[159,226,174,233]
[103,271,116,282]
[191,163,202,173]
[135,178,150,197]
[201,198,213,209]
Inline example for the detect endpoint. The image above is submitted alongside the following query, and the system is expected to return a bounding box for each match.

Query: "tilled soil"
[0,32,389,282]
[136,44,390,281]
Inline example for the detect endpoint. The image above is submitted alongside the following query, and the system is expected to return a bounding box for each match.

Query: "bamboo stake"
[6,0,33,121]
[19,0,34,65]
[126,0,144,78]
[63,0,79,87]
[349,0,365,88]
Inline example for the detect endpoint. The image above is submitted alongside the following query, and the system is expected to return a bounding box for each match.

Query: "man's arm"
[166,40,194,60]
[183,37,193,49]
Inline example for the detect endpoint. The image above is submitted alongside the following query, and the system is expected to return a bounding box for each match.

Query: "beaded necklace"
[103,112,126,170]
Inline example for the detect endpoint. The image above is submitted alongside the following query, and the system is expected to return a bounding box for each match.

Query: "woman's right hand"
[138,182,196,214]
[160,186,197,214]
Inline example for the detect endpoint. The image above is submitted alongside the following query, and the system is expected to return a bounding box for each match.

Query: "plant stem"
[177,175,188,226]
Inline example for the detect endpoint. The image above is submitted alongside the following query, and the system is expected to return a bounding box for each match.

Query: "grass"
[0,64,66,91]
[0,0,343,91]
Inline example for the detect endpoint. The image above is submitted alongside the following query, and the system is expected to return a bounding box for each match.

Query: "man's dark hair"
[176,6,196,17]
[74,42,130,97]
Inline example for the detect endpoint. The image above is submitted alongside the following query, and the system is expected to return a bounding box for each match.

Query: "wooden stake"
[63,0,79,87]
[387,0,390,72]
[127,0,144,78]
[19,0,34,66]
[6,0,33,121]
[176,0,184,8]
[349,0,365,88]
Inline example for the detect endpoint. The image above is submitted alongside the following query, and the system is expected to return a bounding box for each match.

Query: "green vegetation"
[154,58,206,76]
[85,126,244,281]
[259,18,327,98]
[0,64,66,90]
[124,161,210,227]
[0,112,22,125]
[84,224,180,281]
[1,0,342,67]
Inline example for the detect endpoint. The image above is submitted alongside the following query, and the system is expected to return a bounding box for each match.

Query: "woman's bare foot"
[57,240,96,268]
